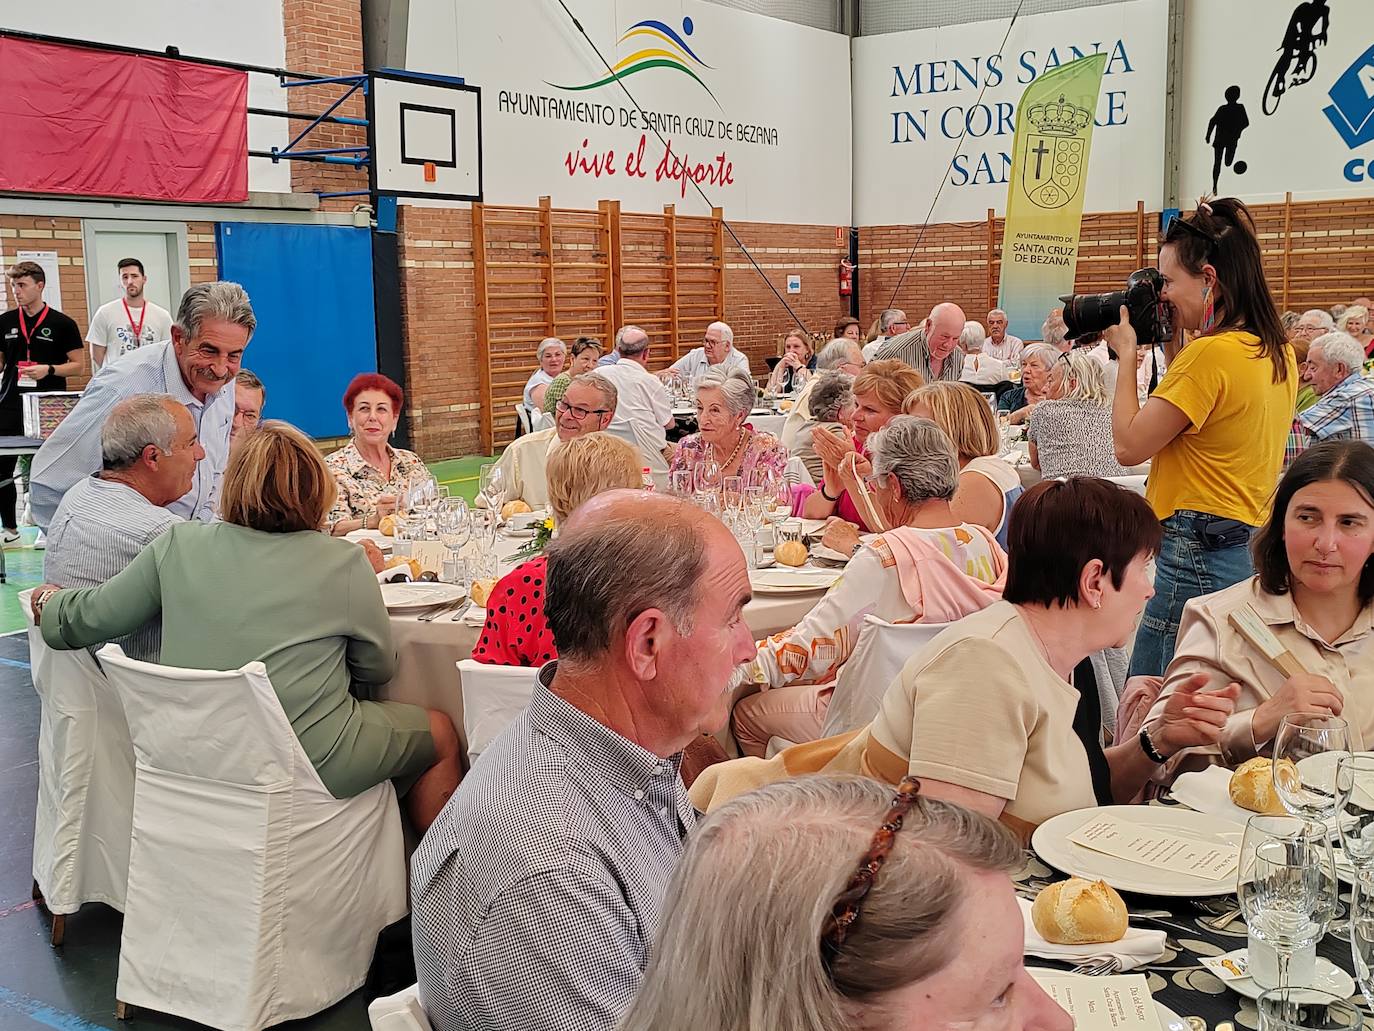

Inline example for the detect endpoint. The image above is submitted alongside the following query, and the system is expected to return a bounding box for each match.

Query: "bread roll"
[1229,756,1294,815]
[501,500,532,521]
[378,514,397,537]
[1030,878,1128,945]
[470,577,498,608]
[775,539,809,567]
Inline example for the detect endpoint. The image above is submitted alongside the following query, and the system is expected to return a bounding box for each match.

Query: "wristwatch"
[1138,726,1169,764]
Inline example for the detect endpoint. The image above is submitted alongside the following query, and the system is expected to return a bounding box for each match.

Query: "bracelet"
[820,484,840,502]
[34,586,59,613]
[1138,726,1169,764]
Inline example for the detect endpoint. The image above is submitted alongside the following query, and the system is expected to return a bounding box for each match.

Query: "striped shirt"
[42,474,182,660]
[30,341,234,530]
[873,328,963,382]
[412,665,694,1031]
[1286,372,1374,467]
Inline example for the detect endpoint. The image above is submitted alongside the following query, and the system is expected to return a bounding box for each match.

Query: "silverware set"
[417,599,468,622]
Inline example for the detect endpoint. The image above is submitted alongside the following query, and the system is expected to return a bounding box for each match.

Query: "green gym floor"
[0,455,491,637]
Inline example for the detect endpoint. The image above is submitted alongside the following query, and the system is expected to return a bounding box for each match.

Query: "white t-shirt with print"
[86,298,174,365]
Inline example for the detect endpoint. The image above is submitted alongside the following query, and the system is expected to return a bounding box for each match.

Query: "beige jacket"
[480,429,560,511]
[1145,576,1374,780]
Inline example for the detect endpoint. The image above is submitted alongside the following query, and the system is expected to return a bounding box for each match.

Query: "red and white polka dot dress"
[471,556,557,667]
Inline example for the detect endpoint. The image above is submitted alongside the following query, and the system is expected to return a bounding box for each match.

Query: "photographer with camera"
[1100,198,1296,677]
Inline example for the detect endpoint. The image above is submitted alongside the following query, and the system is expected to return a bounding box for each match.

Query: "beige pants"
[731,683,829,758]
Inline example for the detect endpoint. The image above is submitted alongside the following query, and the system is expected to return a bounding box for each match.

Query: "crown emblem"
[1025,94,1093,136]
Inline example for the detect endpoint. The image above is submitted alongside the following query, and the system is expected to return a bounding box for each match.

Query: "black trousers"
[0,407,23,530]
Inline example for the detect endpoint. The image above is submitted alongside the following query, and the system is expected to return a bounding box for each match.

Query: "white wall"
[851,0,1167,225]
[7,0,291,194]
[1178,0,1374,204]
[404,0,853,224]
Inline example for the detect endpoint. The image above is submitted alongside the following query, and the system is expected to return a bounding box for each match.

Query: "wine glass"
[1239,815,1337,990]
[1353,867,1374,1010]
[478,464,507,515]
[722,475,745,512]
[695,458,722,507]
[1257,988,1364,1030]
[1337,755,1374,875]
[1274,714,1351,823]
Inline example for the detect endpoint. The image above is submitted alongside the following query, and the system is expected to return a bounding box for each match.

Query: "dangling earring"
[1200,284,1217,333]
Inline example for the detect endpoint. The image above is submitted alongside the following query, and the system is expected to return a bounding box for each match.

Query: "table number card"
[1069,815,1239,880]
[1031,973,1164,1031]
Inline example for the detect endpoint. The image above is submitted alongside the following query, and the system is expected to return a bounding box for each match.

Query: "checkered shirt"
[411,664,695,1031]
[1285,372,1374,468]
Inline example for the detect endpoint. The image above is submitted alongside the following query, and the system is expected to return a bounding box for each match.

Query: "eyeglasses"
[819,776,922,970]
[556,398,610,420]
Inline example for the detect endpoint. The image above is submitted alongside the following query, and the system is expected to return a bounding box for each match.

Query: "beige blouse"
[1145,576,1374,779]
[823,601,1098,836]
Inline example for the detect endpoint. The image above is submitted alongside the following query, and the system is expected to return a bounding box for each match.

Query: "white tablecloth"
[372,534,826,761]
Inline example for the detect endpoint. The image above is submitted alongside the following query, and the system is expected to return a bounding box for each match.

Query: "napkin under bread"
[1018,897,1166,970]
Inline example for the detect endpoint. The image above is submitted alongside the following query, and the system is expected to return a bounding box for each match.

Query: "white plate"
[1226,958,1355,1002]
[1032,805,1242,897]
[750,568,842,594]
[380,582,466,611]
[344,528,394,552]
[1027,970,1185,1030]
[505,510,547,532]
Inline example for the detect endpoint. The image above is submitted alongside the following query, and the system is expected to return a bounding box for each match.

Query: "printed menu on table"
[1068,814,1238,880]
[1030,973,1164,1031]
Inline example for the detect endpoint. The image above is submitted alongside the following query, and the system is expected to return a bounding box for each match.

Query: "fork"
[419,600,462,622]
[1069,957,1121,977]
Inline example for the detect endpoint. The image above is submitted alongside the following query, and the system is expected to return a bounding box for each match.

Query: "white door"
[81,222,190,347]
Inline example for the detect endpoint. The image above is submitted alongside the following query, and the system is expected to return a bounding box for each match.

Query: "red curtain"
[0,36,249,203]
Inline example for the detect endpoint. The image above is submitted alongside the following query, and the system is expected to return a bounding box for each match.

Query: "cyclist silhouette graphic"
[1264,0,1330,115]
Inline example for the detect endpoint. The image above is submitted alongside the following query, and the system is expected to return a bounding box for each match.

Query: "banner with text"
[999,55,1107,341]
[405,0,852,224]
[851,0,1166,226]
[1178,0,1374,204]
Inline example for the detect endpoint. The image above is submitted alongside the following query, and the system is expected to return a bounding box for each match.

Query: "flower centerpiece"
[515,516,556,560]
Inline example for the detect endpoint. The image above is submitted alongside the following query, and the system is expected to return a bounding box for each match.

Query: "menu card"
[1031,973,1163,1030]
[1069,815,1239,880]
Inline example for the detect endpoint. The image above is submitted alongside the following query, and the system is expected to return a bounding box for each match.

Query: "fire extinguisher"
[838,258,855,297]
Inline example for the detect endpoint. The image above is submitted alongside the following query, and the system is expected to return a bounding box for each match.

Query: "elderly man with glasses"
[481,373,619,511]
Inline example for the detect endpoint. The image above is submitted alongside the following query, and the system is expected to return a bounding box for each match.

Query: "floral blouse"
[668,429,789,484]
[324,440,428,526]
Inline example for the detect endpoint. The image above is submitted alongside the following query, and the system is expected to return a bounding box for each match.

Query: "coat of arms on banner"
[1021,94,1094,209]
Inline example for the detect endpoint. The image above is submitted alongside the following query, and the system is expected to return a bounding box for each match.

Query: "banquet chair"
[513,402,532,439]
[820,615,952,737]
[1107,474,1148,496]
[22,588,135,947]
[784,455,815,487]
[98,645,407,1031]
[368,983,433,1031]
[458,659,535,766]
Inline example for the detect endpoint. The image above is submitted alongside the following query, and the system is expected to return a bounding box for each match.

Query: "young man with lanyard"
[0,261,84,542]
[86,257,174,370]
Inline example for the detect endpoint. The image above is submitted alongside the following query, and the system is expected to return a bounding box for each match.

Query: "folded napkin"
[1018,897,1167,971]
[1169,766,1256,828]
[461,606,487,628]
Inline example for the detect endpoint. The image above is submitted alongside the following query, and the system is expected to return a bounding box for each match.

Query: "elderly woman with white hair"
[732,417,1007,756]
[1338,304,1373,356]
[790,370,855,482]
[621,776,1071,1031]
[1028,350,1131,479]
[668,365,788,484]
[997,342,1056,424]
[522,336,566,415]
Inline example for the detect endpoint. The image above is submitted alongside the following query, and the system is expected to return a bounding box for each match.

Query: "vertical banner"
[998,54,1108,341]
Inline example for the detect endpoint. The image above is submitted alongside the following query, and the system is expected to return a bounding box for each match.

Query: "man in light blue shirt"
[30,282,255,529]
[666,321,751,383]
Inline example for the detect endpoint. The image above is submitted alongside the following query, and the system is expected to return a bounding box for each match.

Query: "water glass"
[776,518,803,548]
[1239,815,1336,989]
[669,469,694,497]
[1275,714,1351,822]
[478,463,507,513]
[1257,988,1364,1030]
[1353,868,1374,1009]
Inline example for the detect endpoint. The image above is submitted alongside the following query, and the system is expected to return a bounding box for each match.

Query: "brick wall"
[0,215,218,391]
[281,0,369,208]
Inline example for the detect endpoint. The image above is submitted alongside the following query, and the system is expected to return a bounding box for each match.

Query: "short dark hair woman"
[1105,197,1297,676]
[691,477,1223,839]
[1141,440,1374,784]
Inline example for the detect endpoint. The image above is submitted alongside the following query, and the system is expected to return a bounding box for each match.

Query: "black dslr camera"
[1060,268,1173,345]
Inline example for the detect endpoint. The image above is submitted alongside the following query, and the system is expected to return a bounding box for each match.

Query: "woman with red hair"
[325,373,428,535]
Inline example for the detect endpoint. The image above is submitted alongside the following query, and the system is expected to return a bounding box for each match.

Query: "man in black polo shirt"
[0,261,84,542]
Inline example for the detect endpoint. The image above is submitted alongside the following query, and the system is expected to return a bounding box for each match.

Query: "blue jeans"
[1129,511,1256,677]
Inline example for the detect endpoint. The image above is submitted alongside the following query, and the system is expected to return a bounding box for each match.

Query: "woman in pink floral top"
[325,373,429,535]
[668,365,789,485]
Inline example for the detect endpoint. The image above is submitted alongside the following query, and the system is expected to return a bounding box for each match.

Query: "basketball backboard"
[368,70,482,201]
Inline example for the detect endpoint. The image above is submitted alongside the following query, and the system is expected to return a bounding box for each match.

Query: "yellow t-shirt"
[1147,331,1297,525]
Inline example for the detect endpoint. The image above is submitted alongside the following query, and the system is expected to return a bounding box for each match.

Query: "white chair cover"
[368,984,434,1031]
[23,589,135,916]
[1107,474,1148,496]
[513,402,533,437]
[98,645,407,1031]
[783,455,815,487]
[820,616,952,737]
[458,659,535,765]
